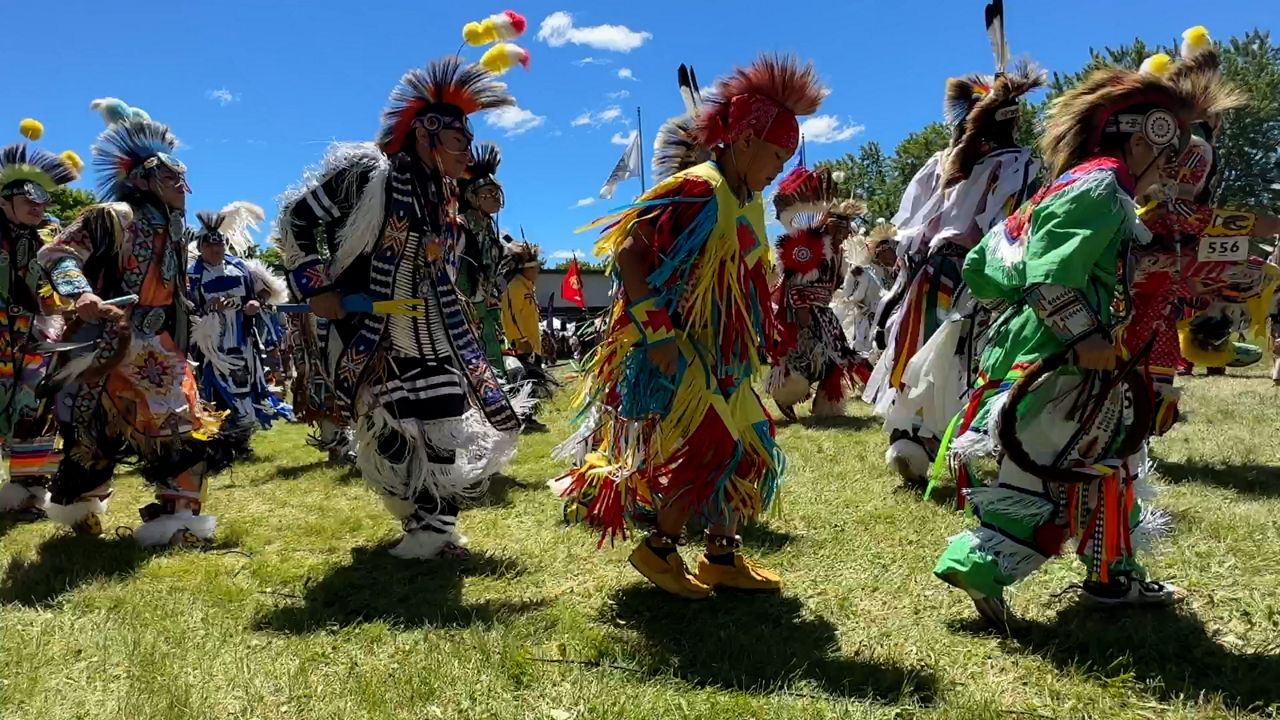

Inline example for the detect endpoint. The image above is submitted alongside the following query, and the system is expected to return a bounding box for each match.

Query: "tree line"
[819,29,1280,220]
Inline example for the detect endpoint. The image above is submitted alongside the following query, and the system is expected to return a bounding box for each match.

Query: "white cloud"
[570,198,597,209]
[537,11,652,53]
[610,130,637,146]
[551,249,591,259]
[607,89,631,100]
[484,105,546,137]
[574,56,612,66]
[617,67,636,81]
[205,88,240,106]
[799,115,865,144]
[572,105,626,129]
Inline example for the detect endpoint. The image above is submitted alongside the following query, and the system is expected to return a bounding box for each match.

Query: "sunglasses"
[1,181,50,205]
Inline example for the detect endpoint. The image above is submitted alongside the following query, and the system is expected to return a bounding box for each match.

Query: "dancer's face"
[2,195,48,227]
[473,185,504,214]
[140,166,189,211]
[1124,134,1173,197]
[200,240,226,265]
[732,135,791,193]
[875,243,897,268]
[418,127,471,179]
[825,216,852,243]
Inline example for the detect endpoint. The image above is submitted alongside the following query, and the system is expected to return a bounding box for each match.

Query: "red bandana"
[720,94,800,154]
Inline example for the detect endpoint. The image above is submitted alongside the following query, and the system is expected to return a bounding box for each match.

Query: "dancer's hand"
[74,293,123,323]
[244,300,262,316]
[1074,334,1116,371]
[648,342,679,377]
[309,291,346,319]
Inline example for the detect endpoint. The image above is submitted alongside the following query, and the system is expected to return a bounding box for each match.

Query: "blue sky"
[6,0,1275,262]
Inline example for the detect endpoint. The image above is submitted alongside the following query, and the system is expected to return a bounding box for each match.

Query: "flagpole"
[636,106,646,193]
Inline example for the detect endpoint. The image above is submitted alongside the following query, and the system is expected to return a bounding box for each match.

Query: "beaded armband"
[626,296,676,347]
[1026,284,1100,345]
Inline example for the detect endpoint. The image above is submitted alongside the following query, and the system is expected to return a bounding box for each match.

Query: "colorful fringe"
[559,162,784,542]
[8,437,61,478]
[926,365,1030,506]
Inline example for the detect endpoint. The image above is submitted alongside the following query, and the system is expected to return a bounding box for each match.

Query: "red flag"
[561,257,586,309]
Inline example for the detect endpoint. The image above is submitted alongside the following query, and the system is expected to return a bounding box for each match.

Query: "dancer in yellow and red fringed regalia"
[553,55,825,600]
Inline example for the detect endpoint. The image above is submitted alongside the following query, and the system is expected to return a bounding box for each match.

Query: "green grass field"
[2,371,1279,719]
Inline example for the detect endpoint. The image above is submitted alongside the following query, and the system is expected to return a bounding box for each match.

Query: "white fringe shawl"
[274,142,390,281]
[355,406,519,503]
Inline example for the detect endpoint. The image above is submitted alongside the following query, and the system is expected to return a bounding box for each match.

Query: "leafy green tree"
[819,123,949,221]
[257,245,285,273]
[47,187,96,223]
[1039,29,1280,211]
[1216,30,1280,211]
[821,29,1280,221]
[553,257,606,271]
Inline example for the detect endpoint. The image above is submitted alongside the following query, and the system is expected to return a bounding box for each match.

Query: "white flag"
[599,131,642,200]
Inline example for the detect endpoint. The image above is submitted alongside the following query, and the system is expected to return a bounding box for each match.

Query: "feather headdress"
[502,236,542,273]
[459,141,504,210]
[944,74,995,130]
[377,56,514,155]
[463,142,502,186]
[867,219,897,248]
[1,119,82,201]
[0,144,79,194]
[1040,66,1245,180]
[89,98,183,201]
[193,201,265,256]
[653,64,714,181]
[943,59,1046,187]
[773,166,840,231]
[1166,26,1243,129]
[90,97,152,125]
[694,54,824,154]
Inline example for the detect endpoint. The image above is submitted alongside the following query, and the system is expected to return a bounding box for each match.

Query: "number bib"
[1198,236,1248,262]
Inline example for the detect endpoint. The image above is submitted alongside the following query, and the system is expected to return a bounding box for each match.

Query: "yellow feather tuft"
[463,18,497,46]
[1139,53,1174,78]
[19,118,43,140]
[60,150,85,174]
[1183,25,1211,49]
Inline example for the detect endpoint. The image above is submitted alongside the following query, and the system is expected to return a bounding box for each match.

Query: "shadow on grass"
[604,586,939,704]
[0,533,149,607]
[255,545,547,632]
[0,514,24,543]
[471,473,538,509]
[953,603,1280,712]
[1155,460,1280,499]
[739,523,795,555]
[795,414,880,432]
